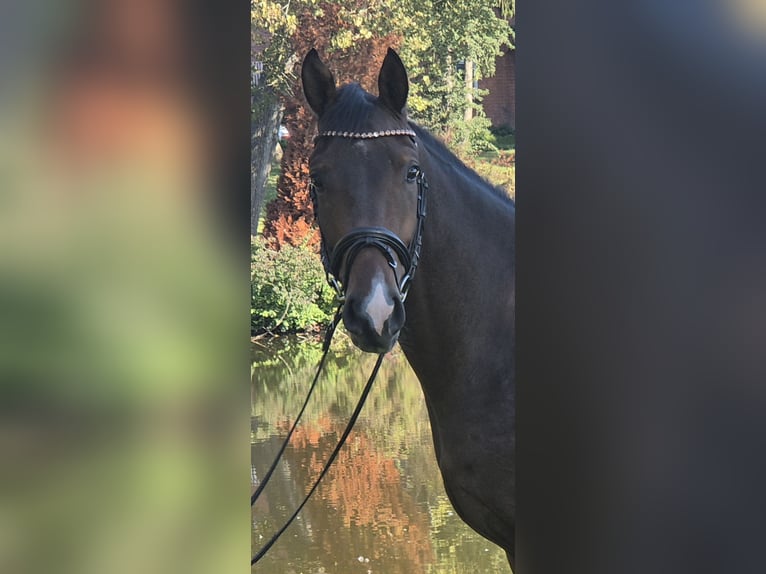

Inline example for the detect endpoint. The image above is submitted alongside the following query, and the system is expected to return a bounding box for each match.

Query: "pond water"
[251,337,511,574]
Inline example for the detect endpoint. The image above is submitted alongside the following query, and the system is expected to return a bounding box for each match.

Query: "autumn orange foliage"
[262,3,402,249]
[281,418,435,571]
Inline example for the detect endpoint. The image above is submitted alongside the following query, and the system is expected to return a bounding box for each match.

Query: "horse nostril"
[342,296,368,337]
[388,296,406,334]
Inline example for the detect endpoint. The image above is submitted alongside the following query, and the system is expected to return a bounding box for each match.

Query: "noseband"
[310,129,428,302]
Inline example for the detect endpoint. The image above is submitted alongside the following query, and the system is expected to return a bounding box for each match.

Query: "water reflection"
[252,337,511,573]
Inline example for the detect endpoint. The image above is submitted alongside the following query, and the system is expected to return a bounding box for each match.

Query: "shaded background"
[0,2,250,573]
[517,1,766,573]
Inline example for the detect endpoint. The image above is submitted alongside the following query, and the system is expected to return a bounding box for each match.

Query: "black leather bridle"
[309,129,428,302]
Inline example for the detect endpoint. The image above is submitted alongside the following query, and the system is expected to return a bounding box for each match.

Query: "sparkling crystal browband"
[315,128,416,141]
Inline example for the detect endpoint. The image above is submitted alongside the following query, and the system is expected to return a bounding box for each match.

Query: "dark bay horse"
[302,48,515,567]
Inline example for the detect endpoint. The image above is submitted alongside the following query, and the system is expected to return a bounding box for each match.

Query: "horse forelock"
[318,84,408,135]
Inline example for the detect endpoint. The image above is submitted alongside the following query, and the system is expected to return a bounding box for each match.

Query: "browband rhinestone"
[315,128,416,141]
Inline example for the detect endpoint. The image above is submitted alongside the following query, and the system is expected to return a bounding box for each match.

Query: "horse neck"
[400,149,515,403]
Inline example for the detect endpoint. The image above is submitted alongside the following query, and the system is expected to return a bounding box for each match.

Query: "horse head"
[302,48,424,354]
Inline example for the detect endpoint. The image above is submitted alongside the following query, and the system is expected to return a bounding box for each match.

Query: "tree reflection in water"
[252,337,511,573]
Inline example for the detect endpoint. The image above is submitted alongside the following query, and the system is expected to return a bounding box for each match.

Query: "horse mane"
[408,122,515,206]
[320,83,514,207]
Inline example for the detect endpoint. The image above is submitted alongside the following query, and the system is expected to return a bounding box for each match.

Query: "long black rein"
[250,305,342,506]
[251,129,428,565]
[252,352,385,565]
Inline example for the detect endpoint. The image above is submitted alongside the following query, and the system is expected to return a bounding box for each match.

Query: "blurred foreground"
[0,2,249,573]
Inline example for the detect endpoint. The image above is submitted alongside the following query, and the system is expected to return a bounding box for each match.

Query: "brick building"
[479,43,515,130]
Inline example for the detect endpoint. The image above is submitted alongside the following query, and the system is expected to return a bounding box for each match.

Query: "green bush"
[251,237,337,334]
[489,125,515,150]
[448,115,498,156]
[490,125,515,137]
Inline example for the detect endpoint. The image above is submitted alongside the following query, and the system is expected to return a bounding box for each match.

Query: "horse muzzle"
[343,283,405,354]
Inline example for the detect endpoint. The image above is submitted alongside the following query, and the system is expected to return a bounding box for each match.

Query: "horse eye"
[310,175,323,190]
[406,166,420,183]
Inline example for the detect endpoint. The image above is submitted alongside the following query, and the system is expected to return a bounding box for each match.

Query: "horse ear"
[378,48,409,114]
[301,49,336,117]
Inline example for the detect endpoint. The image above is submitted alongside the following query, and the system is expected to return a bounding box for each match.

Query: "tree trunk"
[464,59,474,121]
[251,89,282,236]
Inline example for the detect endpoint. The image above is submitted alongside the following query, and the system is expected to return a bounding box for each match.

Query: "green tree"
[251,0,299,234]
[394,0,513,149]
